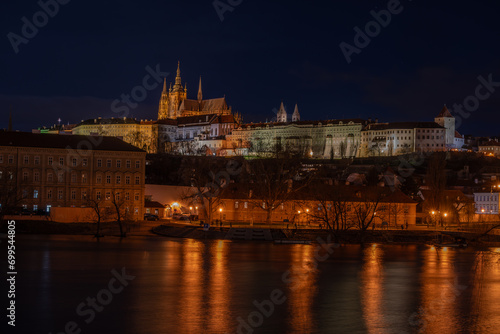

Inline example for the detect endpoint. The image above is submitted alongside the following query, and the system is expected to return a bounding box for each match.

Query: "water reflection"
[419,247,460,333]
[470,251,500,332]
[178,239,205,333]
[207,240,231,333]
[361,244,387,333]
[287,244,318,333]
[14,236,500,334]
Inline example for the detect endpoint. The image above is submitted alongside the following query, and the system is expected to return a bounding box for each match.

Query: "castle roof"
[363,122,444,131]
[239,118,367,129]
[437,105,454,118]
[180,97,229,113]
[76,117,140,126]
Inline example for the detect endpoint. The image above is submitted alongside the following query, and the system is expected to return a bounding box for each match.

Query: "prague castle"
[68,63,463,157]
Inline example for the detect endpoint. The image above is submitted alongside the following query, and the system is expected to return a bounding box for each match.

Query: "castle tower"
[158,78,170,120]
[292,104,300,122]
[168,61,187,118]
[197,77,203,103]
[277,101,287,123]
[434,105,455,148]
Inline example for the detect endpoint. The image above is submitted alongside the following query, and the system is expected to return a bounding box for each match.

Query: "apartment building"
[0,131,146,220]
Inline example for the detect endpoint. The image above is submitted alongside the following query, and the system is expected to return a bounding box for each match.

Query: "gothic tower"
[434,105,455,148]
[277,101,287,123]
[168,61,187,118]
[158,78,169,120]
[292,104,300,122]
[197,76,203,104]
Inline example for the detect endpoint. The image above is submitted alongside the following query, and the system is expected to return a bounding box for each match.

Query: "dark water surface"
[10,235,500,333]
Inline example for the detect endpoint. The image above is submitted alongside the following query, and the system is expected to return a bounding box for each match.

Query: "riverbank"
[3,220,500,246]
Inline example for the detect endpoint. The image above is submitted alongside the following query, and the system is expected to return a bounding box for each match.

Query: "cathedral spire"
[162,77,167,93]
[292,104,300,122]
[197,76,203,102]
[173,61,183,92]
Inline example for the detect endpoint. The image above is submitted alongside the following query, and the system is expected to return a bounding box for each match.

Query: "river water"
[9,235,500,334]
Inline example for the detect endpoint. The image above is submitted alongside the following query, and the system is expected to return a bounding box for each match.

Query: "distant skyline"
[1,0,499,136]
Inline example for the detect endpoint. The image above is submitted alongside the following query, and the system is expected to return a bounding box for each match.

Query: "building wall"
[474,192,500,214]
[228,121,363,158]
[216,198,417,226]
[0,146,146,220]
[360,127,446,157]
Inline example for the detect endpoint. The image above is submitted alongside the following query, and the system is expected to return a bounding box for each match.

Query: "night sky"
[1,0,499,136]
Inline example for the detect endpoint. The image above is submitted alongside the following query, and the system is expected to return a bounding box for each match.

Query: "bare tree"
[245,158,315,224]
[0,167,25,221]
[86,194,108,237]
[110,191,132,237]
[352,187,383,232]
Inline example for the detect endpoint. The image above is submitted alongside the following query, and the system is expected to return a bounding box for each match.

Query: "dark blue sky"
[1,0,499,136]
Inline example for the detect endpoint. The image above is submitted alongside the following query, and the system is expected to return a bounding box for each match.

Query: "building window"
[134,192,140,201]
[82,191,87,200]
[116,192,120,201]
[96,191,101,200]
[0,155,3,164]
[33,204,38,212]
[34,189,39,199]
[71,190,76,200]
[23,171,28,181]
[34,171,40,182]
[134,207,139,215]
[34,156,40,165]
[105,192,111,200]
[47,173,53,182]
[58,172,64,183]
[125,176,131,185]
[116,160,121,168]
[97,159,102,167]
[72,158,77,167]
[116,175,121,184]
[135,176,140,185]
[59,157,64,166]
[244,202,248,209]
[47,190,52,199]
[24,156,29,164]
[82,173,87,183]
[135,160,140,168]
[126,160,131,168]
[107,159,112,168]
[71,173,77,183]
[235,201,239,209]
[96,174,102,183]
[125,192,130,200]
[48,157,53,165]
[58,190,64,200]
[106,175,111,184]
[82,158,88,167]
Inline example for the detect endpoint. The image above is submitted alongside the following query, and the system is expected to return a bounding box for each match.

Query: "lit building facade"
[0,132,146,219]
[228,117,367,158]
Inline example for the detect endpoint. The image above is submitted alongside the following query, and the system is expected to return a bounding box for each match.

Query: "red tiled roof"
[437,105,454,118]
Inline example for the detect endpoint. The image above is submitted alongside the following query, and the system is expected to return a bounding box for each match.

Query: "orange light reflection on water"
[361,243,387,333]
[287,244,317,334]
